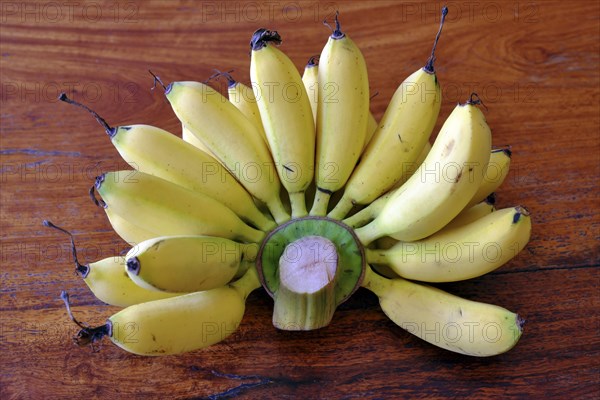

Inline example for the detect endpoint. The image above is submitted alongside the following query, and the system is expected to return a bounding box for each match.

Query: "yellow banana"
[221,72,268,142]
[92,170,265,243]
[366,206,531,282]
[445,196,496,230]
[62,266,261,356]
[164,80,289,224]
[310,15,370,216]
[301,55,319,125]
[362,266,524,356]
[57,93,273,231]
[44,221,179,307]
[363,111,378,150]
[343,141,432,229]
[110,124,275,232]
[467,147,511,207]
[328,7,448,220]
[373,197,496,251]
[181,124,218,158]
[103,205,158,246]
[356,95,492,245]
[250,29,315,218]
[125,235,258,293]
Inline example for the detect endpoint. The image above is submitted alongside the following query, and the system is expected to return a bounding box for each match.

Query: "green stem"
[267,196,291,225]
[310,190,331,216]
[289,191,308,219]
[364,248,388,265]
[230,264,261,300]
[327,195,353,220]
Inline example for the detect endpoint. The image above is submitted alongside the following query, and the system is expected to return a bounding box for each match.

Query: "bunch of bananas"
[50,7,531,357]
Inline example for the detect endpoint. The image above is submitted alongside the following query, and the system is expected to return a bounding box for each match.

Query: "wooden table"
[1,1,598,398]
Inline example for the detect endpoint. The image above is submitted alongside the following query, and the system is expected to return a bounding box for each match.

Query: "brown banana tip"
[43,220,90,277]
[250,28,282,51]
[149,69,168,94]
[307,55,319,67]
[126,257,141,275]
[58,92,117,138]
[89,184,107,209]
[323,10,345,39]
[514,206,531,223]
[423,6,448,73]
[517,315,526,331]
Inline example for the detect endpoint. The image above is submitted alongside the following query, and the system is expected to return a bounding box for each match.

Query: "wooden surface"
[1,1,599,398]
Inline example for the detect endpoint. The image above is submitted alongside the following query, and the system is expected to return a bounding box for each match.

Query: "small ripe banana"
[103,205,158,246]
[301,55,378,152]
[250,29,316,218]
[362,266,524,356]
[181,124,215,156]
[220,72,268,142]
[125,235,258,293]
[467,147,511,207]
[92,170,265,243]
[374,197,496,251]
[163,79,290,224]
[59,93,274,231]
[366,206,531,282]
[44,221,180,307]
[328,7,448,220]
[363,111,378,150]
[342,141,432,229]
[301,55,319,125]
[445,195,496,230]
[356,94,492,245]
[310,14,370,216]
[62,265,261,356]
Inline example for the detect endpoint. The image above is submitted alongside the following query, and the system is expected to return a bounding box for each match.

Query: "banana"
[301,55,319,125]
[445,195,496,230]
[366,206,531,282]
[355,95,492,245]
[363,111,378,150]
[362,266,524,356]
[58,93,274,231]
[328,7,448,220]
[221,72,268,142]
[92,170,265,243]
[467,147,511,208]
[125,235,258,293]
[181,124,218,158]
[373,197,496,252]
[310,14,370,216]
[44,221,179,307]
[164,80,290,224]
[342,141,432,229]
[250,29,315,218]
[62,265,261,356]
[110,124,275,232]
[103,205,158,246]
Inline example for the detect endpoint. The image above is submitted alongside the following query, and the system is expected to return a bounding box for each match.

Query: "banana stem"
[354,221,381,247]
[267,198,291,225]
[230,265,261,300]
[240,243,260,262]
[272,236,339,330]
[309,190,331,216]
[364,249,388,265]
[341,206,373,229]
[360,265,390,296]
[289,191,308,219]
[327,195,353,220]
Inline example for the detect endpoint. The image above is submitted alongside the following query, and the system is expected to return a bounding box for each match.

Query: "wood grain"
[1,1,599,398]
